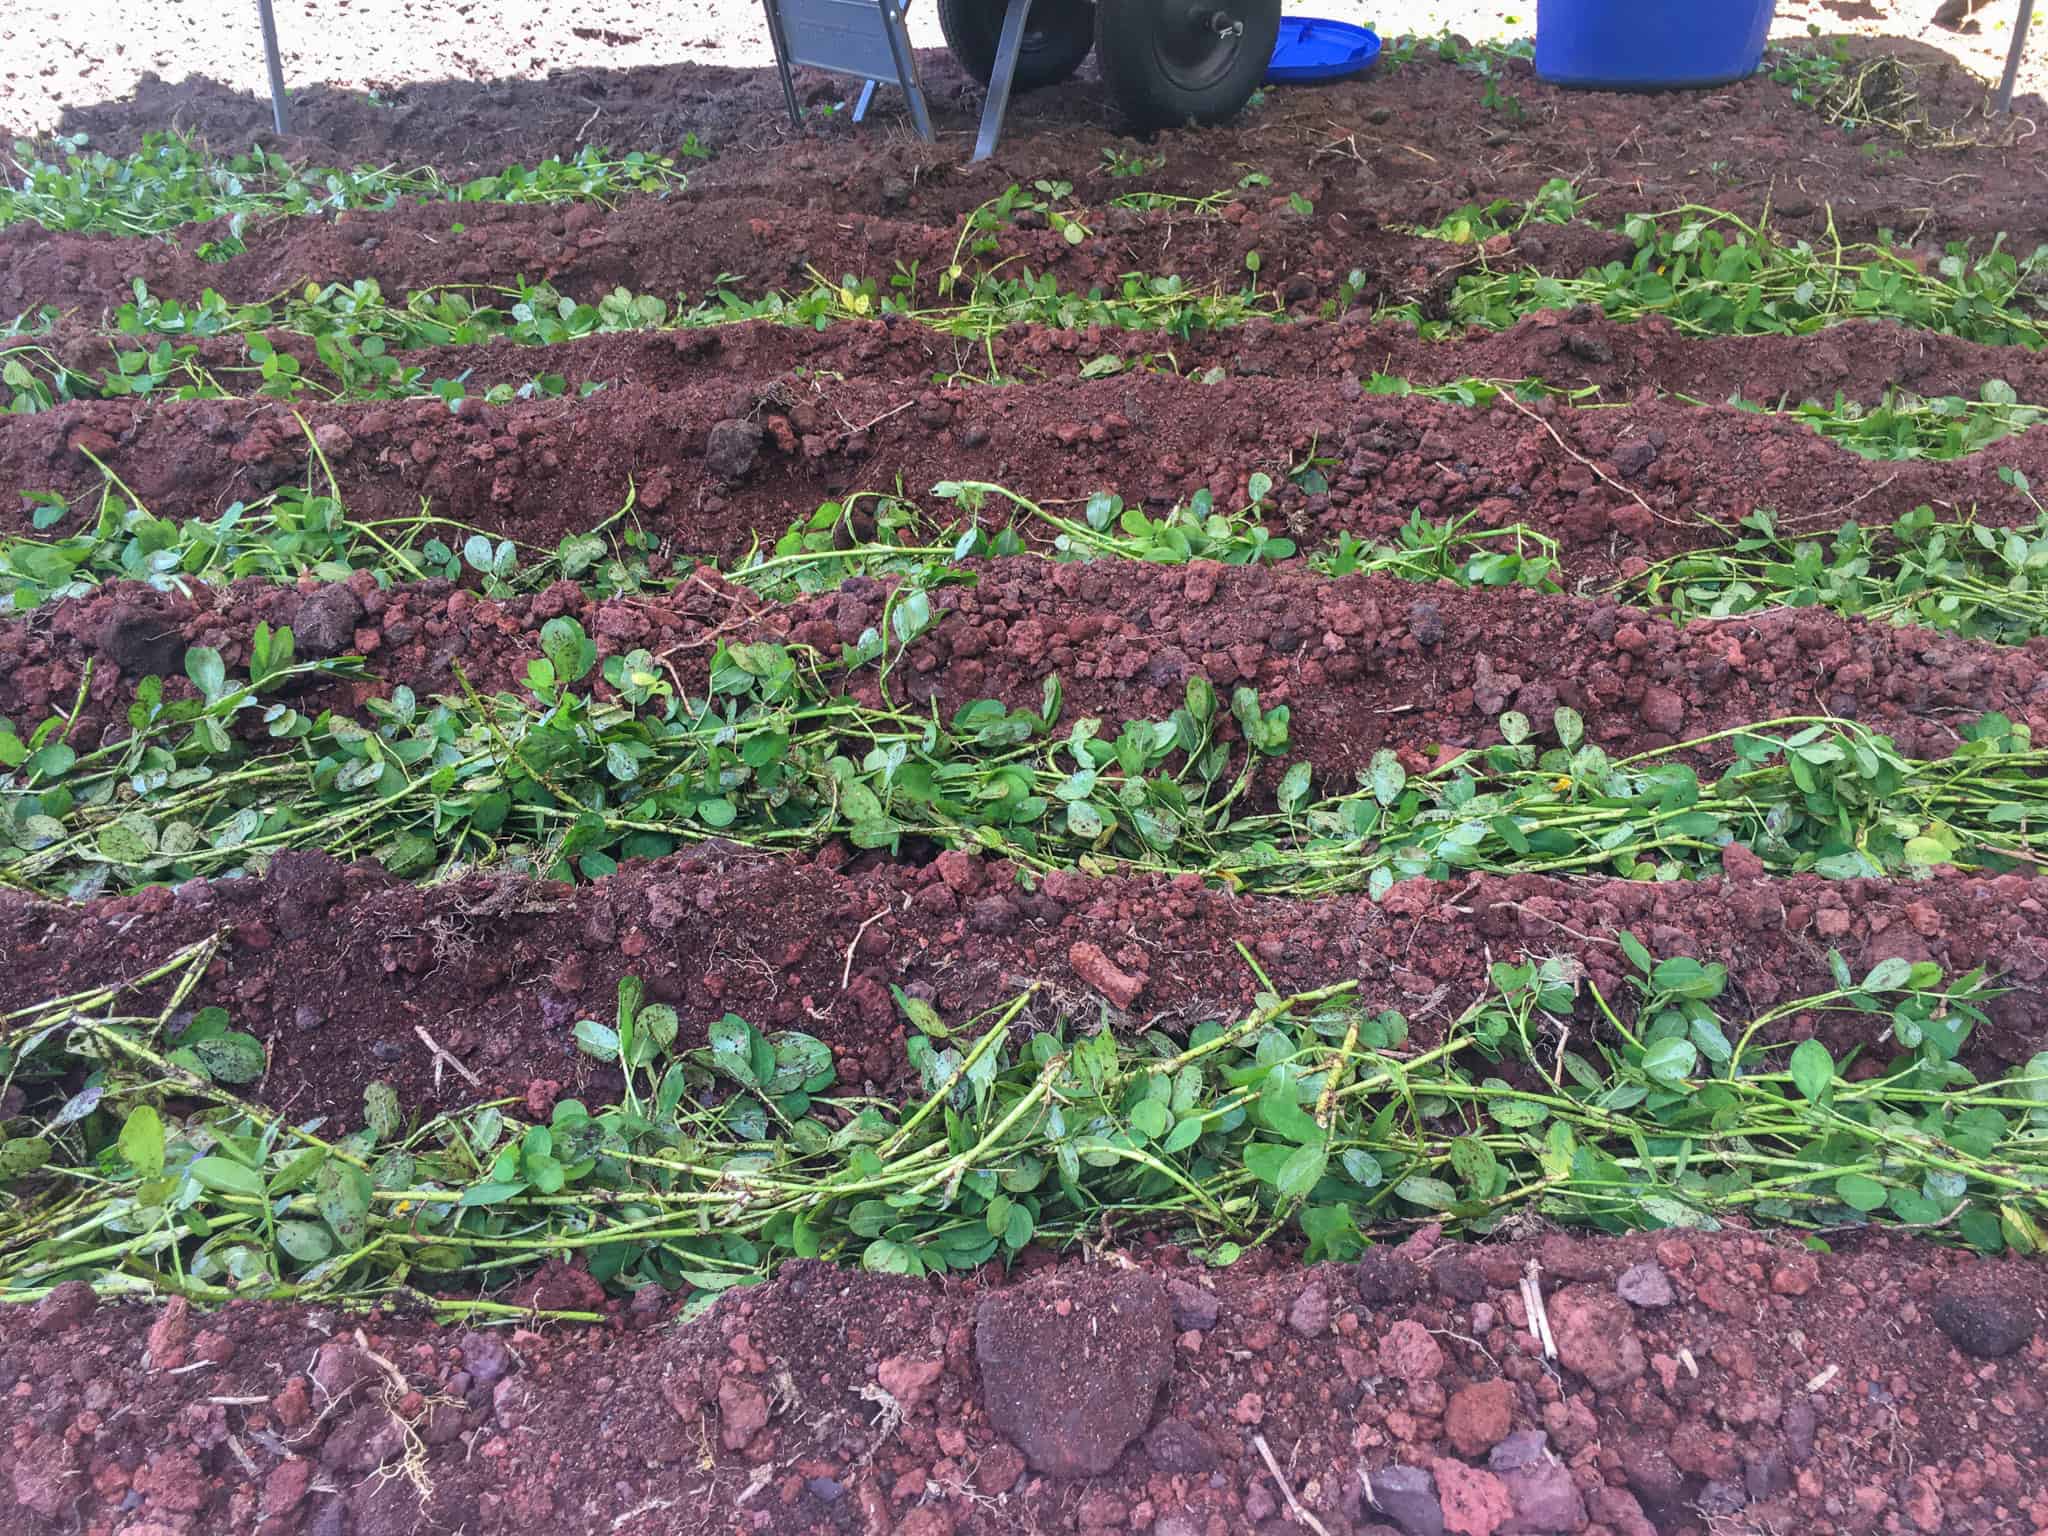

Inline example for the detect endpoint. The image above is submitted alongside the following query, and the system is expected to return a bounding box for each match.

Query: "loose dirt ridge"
[4,41,2048,1536]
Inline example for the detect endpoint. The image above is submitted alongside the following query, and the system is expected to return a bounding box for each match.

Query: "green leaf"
[1369,749,1406,807]
[891,985,950,1038]
[1862,957,1914,991]
[190,1155,263,1198]
[184,646,227,700]
[1276,1141,1328,1201]
[192,1032,267,1084]
[1129,1099,1171,1140]
[1277,761,1313,813]
[118,1105,165,1178]
[574,1018,621,1061]
[276,1220,335,1263]
[1393,1174,1458,1210]
[315,1160,373,1248]
[1789,1038,1835,1101]
[95,813,159,865]
[1616,928,1654,974]
[1834,1173,1888,1212]
[1642,1037,1698,1085]
[363,1081,402,1141]
[0,1136,52,1178]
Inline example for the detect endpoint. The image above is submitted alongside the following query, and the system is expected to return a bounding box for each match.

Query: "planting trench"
[3,846,2044,1126]
[0,196,1637,324]
[7,560,2047,768]
[22,306,2048,408]
[10,374,2048,586]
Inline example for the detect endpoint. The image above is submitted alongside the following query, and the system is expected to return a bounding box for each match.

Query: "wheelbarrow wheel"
[938,0,1096,91]
[1094,0,1279,129]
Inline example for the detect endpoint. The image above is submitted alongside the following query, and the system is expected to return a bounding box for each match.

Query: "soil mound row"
[3,1228,2041,1535]
[25,305,2048,409]
[9,375,2046,585]
[9,560,2045,770]
[4,846,2042,1124]
[0,195,1634,323]
[37,47,2045,245]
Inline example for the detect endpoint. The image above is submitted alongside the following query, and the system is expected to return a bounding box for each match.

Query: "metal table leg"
[256,0,291,134]
[1994,0,2034,113]
[877,0,934,139]
[972,0,1037,161]
[760,0,805,129]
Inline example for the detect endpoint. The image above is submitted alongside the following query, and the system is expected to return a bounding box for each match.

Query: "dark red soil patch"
[28,41,2047,248]
[3,1228,2042,1534]
[0,192,1637,327]
[3,846,2041,1128]
[23,307,2048,412]
[9,560,2046,773]
[10,373,2048,590]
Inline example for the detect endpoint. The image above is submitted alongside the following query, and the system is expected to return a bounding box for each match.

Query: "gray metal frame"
[761,0,934,141]
[256,0,291,133]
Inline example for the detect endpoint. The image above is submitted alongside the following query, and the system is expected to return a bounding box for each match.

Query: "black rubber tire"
[1093,0,1280,129]
[937,0,1096,91]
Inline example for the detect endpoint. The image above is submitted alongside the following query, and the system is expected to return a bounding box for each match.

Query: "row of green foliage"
[2,937,2043,1315]
[1431,207,2047,347]
[2,564,2040,904]
[8,442,2047,660]
[2,131,700,250]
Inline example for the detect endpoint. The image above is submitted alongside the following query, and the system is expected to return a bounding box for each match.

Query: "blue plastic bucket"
[1534,0,1777,89]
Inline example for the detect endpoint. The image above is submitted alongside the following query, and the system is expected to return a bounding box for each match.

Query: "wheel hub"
[1153,0,1247,88]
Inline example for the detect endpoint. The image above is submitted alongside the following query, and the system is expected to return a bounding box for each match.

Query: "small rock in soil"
[976,1270,1173,1477]
[1368,1464,1444,1536]
[1167,1277,1219,1332]
[877,1354,944,1411]
[1379,1318,1445,1382]
[1357,1248,1425,1303]
[1288,1283,1331,1337]
[31,1278,97,1333]
[1067,940,1145,1008]
[1548,1286,1645,1391]
[1639,685,1687,736]
[1143,1417,1217,1473]
[1932,1285,2037,1358]
[295,584,364,658]
[458,1329,512,1387]
[1432,1459,1512,1536]
[1615,1261,1676,1308]
[11,1434,73,1517]
[1432,1248,1488,1302]
[1498,1456,1586,1534]
[718,1376,771,1451]
[705,418,764,481]
[1445,1378,1515,1457]
[1488,1431,1550,1472]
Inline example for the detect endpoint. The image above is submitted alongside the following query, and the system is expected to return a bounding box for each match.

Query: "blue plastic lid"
[1267,17,1382,82]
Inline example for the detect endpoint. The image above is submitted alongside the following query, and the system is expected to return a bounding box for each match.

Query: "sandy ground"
[0,0,2038,141]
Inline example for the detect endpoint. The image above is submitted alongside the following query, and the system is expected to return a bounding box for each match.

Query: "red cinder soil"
[22,307,2048,412]
[2,1229,2042,1535]
[7,560,2046,771]
[0,193,1637,323]
[3,848,2041,1127]
[8,373,2048,584]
